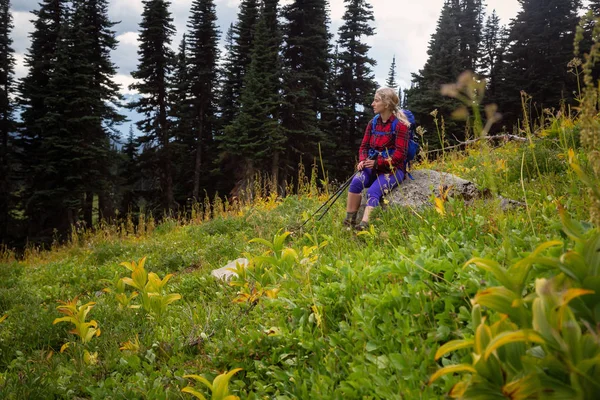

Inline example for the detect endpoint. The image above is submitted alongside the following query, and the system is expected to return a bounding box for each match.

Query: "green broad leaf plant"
[120,257,182,316]
[431,217,600,399]
[182,368,242,400]
[53,297,101,344]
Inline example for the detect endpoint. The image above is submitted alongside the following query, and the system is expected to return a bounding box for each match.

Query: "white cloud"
[116,31,139,46]
[113,74,140,95]
[14,53,27,80]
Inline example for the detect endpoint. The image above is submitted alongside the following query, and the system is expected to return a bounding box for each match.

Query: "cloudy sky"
[10,0,522,131]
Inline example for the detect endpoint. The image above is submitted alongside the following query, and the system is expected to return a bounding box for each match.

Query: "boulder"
[357,169,522,219]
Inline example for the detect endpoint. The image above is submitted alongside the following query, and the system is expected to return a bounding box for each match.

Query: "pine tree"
[18,0,69,238]
[170,34,193,200]
[219,0,259,125]
[69,0,124,224]
[128,0,176,211]
[458,0,483,72]
[498,0,583,127]
[185,0,220,201]
[221,0,283,187]
[385,55,398,89]
[407,0,463,145]
[478,10,507,100]
[334,0,377,175]
[119,125,140,213]
[280,0,331,184]
[0,0,15,242]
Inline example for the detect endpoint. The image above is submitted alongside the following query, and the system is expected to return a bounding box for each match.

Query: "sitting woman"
[344,87,411,230]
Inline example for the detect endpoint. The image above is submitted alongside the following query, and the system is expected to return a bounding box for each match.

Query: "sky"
[10,0,521,132]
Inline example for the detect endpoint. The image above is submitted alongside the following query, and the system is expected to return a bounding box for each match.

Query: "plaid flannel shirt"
[358,114,409,173]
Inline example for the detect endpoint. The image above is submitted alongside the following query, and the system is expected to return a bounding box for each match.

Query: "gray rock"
[211,258,248,282]
[356,169,522,219]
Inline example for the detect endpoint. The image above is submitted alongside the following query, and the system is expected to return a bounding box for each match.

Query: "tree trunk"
[271,150,280,195]
[193,106,204,200]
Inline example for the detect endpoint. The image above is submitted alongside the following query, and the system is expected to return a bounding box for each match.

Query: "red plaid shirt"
[359,114,409,173]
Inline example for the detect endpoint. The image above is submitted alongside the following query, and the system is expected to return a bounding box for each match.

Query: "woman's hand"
[357,160,376,171]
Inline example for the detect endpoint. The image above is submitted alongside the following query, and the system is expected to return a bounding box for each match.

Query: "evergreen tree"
[458,0,483,72]
[69,0,124,224]
[128,0,176,211]
[185,0,220,201]
[385,55,398,89]
[221,0,283,187]
[219,0,259,125]
[281,0,331,184]
[498,0,583,127]
[478,10,507,100]
[407,0,462,145]
[18,0,69,238]
[119,125,140,213]
[219,24,236,123]
[0,0,15,242]
[334,0,377,175]
[170,34,193,201]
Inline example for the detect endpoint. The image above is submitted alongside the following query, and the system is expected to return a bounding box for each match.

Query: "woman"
[343,87,411,230]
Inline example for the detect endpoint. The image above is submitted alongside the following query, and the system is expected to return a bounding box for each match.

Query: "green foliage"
[53,297,101,344]
[432,220,600,398]
[182,368,242,400]
[120,257,182,316]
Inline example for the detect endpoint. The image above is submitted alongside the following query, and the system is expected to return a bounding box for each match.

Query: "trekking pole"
[316,179,352,221]
[297,172,357,230]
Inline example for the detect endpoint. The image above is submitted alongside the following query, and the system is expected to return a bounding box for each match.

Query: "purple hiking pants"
[348,168,405,207]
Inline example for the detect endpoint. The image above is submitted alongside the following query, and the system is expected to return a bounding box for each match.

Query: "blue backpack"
[370,110,420,179]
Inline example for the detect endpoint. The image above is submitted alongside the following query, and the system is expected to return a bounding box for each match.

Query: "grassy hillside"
[0,117,594,399]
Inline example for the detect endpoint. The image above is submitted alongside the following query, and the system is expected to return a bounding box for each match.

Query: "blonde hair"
[375,87,410,127]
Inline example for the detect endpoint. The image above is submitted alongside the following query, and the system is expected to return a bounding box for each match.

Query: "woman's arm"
[358,120,373,162]
[377,122,409,172]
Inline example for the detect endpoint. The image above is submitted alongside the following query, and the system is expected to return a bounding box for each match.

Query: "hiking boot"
[343,217,356,228]
[354,221,369,231]
[343,211,357,228]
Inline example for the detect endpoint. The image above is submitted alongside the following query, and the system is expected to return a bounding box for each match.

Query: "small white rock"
[211,258,248,281]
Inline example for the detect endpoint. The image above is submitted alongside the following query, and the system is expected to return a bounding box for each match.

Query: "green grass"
[0,128,591,399]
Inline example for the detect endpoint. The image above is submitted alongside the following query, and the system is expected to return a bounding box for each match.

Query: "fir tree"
[458,0,483,72]
[498,0,583,127]
[478,10,507,100]
[281,0,331,183]
[0,0,15,242]
[128,0,176,211]
[335,0,377,175]
[170,34,193,200]
[119,125,140,213]
[385,55,398,89]
[407,0,462,145]
[69,0,124,224]
[221,0,283,187]
[185,0,220,200]
[219,0,259,125]
[17,0,69,238]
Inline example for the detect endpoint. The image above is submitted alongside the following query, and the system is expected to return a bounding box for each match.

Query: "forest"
[0,0,591,246]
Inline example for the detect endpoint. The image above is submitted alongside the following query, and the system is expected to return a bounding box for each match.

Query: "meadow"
[0,111,597,399]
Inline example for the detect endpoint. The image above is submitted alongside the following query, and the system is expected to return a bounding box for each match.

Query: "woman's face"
[371,95,386,114]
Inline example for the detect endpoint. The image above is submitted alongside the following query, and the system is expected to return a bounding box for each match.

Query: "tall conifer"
[335,0,377,174]
[498,0,582,126]
[186,0,220,200]
[385,55,398,89]
[407,0,462,145]
[0,0,15,242]
[18,0,69,238]
[128,0,176,211]
[281,0,331,183]
[219,0,259,125]
[221,0,283,187]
